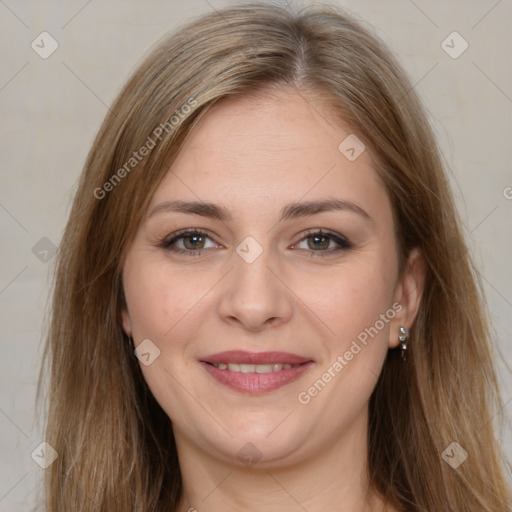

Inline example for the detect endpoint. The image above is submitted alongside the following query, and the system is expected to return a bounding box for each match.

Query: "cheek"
[123,270,171,339]
[318,258,396,346]
[123,258,205,340]
[292,258,396,436]
[122,258,210,418]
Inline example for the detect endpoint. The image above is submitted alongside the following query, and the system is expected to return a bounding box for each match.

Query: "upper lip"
[201,350,312,365]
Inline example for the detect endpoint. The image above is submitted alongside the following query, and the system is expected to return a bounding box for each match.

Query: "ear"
[388,247,426,349]
[121,307,133,338]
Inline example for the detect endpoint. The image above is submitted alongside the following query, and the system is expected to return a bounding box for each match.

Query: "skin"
[121,87,425,512]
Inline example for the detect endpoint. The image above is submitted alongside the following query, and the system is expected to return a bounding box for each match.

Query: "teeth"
[256,364,274,373]
[213,362,300,373]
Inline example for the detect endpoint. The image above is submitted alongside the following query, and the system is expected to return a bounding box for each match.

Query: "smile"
[200,351,314,394]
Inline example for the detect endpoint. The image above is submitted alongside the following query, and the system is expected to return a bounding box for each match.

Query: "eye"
[293,229,352,257]
[159,229,219,256]
[159,228,352,257]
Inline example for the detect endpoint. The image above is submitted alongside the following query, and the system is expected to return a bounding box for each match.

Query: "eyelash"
[158,228,352,258]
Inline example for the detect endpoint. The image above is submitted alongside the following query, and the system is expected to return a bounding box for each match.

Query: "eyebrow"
[147,198,372,223]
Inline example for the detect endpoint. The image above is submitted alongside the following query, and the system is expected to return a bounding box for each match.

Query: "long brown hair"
[39,3,512,510]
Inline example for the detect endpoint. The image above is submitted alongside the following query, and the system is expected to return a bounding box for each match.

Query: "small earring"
[398,326,409,361]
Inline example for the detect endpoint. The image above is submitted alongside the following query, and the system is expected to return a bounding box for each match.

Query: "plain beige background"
[0,0,511,509]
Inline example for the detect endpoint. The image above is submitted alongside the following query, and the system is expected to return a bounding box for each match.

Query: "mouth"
[200,350,314,394]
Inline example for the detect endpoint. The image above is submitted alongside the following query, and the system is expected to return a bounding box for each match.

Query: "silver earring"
[398,326,409,361]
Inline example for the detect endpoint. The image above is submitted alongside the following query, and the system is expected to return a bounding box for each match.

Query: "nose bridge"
[217,236,292,330]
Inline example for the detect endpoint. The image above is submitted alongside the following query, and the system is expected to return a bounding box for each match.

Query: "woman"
[39,2,512,511]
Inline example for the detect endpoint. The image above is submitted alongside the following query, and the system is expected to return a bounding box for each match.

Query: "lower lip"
[201,361,314,394]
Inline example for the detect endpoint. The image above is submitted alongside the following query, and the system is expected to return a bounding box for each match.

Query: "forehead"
[149,88,390,224]
[181,89,350,171]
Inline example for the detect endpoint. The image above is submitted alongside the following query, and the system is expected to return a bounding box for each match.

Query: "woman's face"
[121,88,423,467]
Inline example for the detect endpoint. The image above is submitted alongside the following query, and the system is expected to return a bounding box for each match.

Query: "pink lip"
[200,350,314,394]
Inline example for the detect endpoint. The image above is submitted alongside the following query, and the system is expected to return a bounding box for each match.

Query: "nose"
[217,242,294,332]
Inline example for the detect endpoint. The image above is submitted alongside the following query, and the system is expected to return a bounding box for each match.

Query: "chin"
[191,415,311,467]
